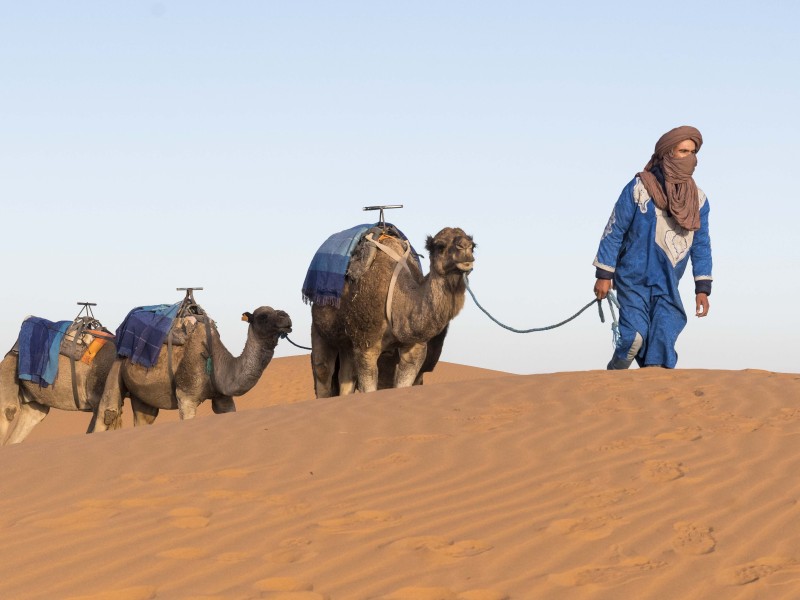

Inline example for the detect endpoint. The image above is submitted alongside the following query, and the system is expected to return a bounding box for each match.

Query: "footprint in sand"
[253,577,328,599]
[167,507,211,529]
[459,592,510,600]
[572,488,638,509]
[448,405,526,432]
[717,556,800,585]
[386,535,493,562]
[672,522,716,555]
[368,433,452,445]
[596,436,655,452]
[264,538,318,564]
[65,586,157,600]
[772,408,800,423]
[31,506,119,531]
[550,558,668,587]
[204,489,260,501]
[260,494,313,517]
[120,468,251,486]
[547,515,625,540]
[380,587,508,600]
[654,427,703,442]
[641,460,684,482]
[214,551,252,563]
[317,510,401,533]
[359,452,413,470]
[157,546,210,560]
[215,468,251,478]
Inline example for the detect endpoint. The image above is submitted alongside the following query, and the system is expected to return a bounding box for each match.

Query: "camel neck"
[392,270,465,342]
[208,327,277,397]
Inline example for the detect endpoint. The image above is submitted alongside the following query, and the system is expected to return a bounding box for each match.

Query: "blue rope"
[465,276,620,344]
[281,333,312,351]
[282,282,621,351]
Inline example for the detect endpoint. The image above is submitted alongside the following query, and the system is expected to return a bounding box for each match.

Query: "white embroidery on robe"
[601,208,616,240]
[633,179,651,213]
[655,206,694,267]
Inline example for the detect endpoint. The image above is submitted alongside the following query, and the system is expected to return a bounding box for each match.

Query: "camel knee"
[312,360,333,385]
[103,408,121,427]
[311,360,336,398]
[5,405,17,423]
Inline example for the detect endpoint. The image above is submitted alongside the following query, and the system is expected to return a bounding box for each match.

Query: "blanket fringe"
[302,294,341,308]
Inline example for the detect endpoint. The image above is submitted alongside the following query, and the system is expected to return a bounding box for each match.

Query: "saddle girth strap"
[67,320,88,409]
[204,318,218,392]
[167,322,177,403]
[69,354,80,409]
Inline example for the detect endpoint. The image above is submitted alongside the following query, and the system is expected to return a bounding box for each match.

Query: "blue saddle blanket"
[115,303,181,368]
[302,224,373,307]
[302,223,421,307]
[17,317,72,387]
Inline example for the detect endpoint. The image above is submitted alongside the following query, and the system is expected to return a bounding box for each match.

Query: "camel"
[311,226,475,397]
[95,306,292,428]
[0,338,121,445]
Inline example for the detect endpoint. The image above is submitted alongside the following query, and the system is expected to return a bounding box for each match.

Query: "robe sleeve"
[690,199,713,295]
[593,179,637,276]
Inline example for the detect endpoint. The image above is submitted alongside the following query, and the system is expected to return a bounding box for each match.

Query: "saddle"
[346,224,422,282]
[60,316,114,365]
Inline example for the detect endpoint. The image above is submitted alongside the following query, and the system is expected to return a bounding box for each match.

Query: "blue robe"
[593,177,713,368]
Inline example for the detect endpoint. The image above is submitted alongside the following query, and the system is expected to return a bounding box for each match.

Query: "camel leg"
[0,403,17,444]
[86,400,124,433]
[212,397,236,413]
[337,350,357,395]
[0,398,19,444]
[377,351,397,389]
[0,354,21,443]
[177,397,199,420]
[5,400,50,444]
[93,358,126,432]
[354,346,383,393]
[311,326,339,398]
[130,396,159,426]
[395,343,428,388]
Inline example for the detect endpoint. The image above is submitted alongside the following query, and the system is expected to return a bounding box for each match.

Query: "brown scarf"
[638,125,704,231]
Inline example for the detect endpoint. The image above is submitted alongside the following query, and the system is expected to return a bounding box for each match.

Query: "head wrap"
[637,125,703,231]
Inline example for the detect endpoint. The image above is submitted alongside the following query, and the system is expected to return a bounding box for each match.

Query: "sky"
[1,1,799,376]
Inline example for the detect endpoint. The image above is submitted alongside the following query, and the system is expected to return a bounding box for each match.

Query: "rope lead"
[464,275,619,345]
[281,333,312,351]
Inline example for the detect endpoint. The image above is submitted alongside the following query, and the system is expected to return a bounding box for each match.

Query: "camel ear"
[242,312,252,323]
[424,235,435,253]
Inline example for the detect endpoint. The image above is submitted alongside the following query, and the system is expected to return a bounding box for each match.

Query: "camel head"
[425,227,476,279]
[241,306,293,341]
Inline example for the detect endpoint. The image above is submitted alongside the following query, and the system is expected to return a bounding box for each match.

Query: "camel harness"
[364,232,413,335]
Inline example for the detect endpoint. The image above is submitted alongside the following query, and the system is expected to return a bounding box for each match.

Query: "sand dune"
[2,358,800,599]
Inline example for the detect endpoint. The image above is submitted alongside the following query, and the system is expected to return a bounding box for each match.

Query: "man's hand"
[594,278,612,300]
[696,293,710,317]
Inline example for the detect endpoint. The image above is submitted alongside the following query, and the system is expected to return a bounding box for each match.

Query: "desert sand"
[2,356,800,599]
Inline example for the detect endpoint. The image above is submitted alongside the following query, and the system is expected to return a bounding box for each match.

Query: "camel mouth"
[456,261,474,272]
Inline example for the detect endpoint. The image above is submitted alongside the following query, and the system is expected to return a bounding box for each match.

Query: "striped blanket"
[17,317,72,387]
[302,224,374,307]
[302,223,421,307]
[115,303,181,368]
